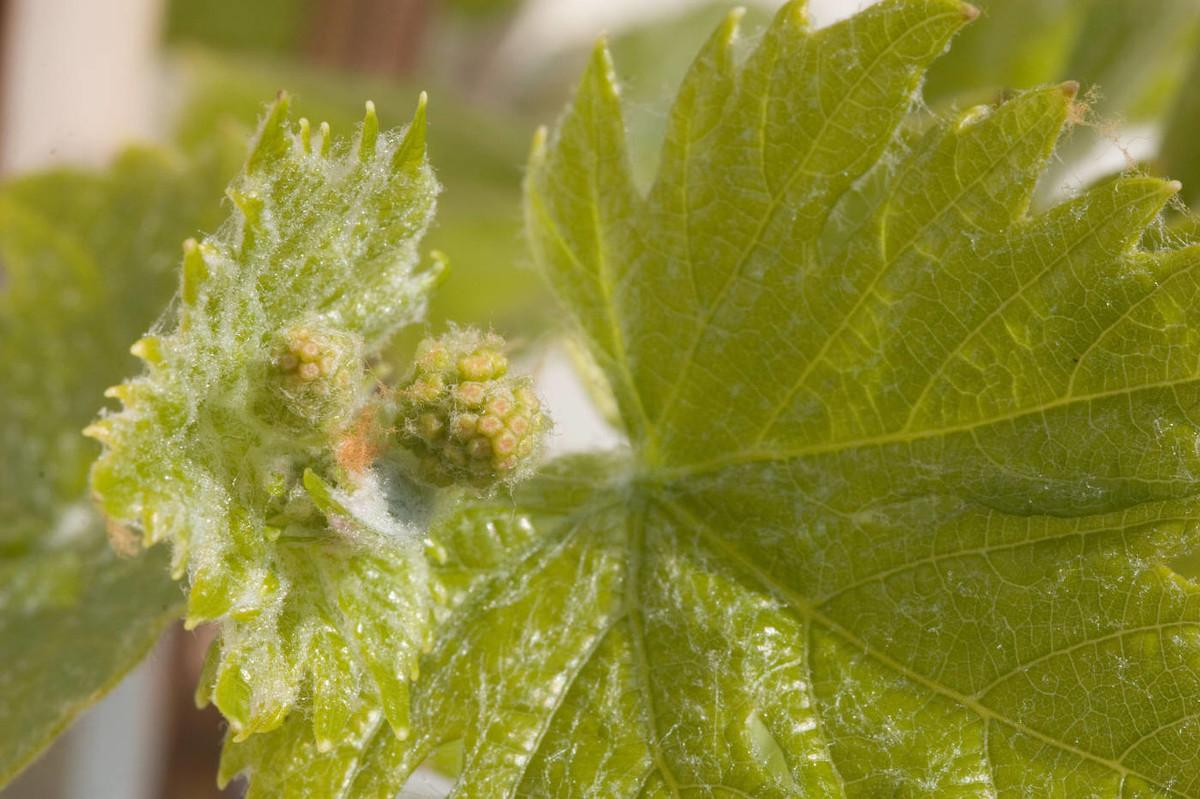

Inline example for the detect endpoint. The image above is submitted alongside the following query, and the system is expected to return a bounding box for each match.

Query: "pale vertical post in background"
[0,0,164,174]
[60,639,172,799]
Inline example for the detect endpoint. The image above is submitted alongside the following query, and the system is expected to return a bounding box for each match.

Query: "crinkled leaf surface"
[173,52,551,350]
[0,146,235,784]
[89,95,441,762]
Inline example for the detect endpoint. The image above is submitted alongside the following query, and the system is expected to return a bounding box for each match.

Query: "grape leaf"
[924,0,1200,202]
[517,1,1200,792]
[924,0,1200,117]
[0,145,235,784]
[172,52,552,352]
[88,95,441,753]
[182,0,1200,794]
[0,537,179,786]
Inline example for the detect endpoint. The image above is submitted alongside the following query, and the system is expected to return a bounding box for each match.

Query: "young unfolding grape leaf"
[88,95,442,754]
[173,52,552,354]
[0,145,235,784]
[249,1,1200,794]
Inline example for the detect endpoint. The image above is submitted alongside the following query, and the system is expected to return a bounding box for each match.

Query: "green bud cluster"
[397,330,547,488]
[269,323,364,429]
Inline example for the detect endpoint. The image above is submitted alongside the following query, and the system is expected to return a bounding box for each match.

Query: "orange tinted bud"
[455,381,486,406]
[477,415,504,437]
[452,413,479,441]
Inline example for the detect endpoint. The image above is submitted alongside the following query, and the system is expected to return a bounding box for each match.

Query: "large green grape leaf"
[0,144,236,784]
[200,1,1200,795]
[88,95,441,755]
[517,1,1200,793]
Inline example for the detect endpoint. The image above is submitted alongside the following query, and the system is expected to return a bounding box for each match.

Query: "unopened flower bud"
[269,323,364,429]
[395,329,548,488]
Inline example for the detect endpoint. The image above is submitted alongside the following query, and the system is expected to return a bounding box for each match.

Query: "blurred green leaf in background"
[0,142,239,782]
[1161,44,1200,210]
[165,0,316,57]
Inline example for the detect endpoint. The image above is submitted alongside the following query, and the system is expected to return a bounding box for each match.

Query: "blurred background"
[2,0,1199,796]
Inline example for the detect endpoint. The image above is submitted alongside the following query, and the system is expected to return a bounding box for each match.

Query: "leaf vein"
[661,497,1195,798]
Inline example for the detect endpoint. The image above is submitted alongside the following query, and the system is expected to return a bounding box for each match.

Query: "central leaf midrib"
[623,499,685,798]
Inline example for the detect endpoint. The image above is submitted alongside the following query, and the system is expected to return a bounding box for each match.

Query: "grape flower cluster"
[396,330,547,488]
[270,323,364,430]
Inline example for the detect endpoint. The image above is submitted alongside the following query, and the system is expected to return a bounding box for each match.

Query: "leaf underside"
[64,0,1200,795]
[516,1,1200,793]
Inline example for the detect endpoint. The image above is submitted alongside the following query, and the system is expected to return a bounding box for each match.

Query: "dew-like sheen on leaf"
[87,94,440,760]
[142,0,1200,795]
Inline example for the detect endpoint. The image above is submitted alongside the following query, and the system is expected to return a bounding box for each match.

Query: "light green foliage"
[0,146,233,781]
[378,1,1200,794]
[396,329,548,488]
[173,53,551,350]
[88,95,441,752]
[13,0,1200,794]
